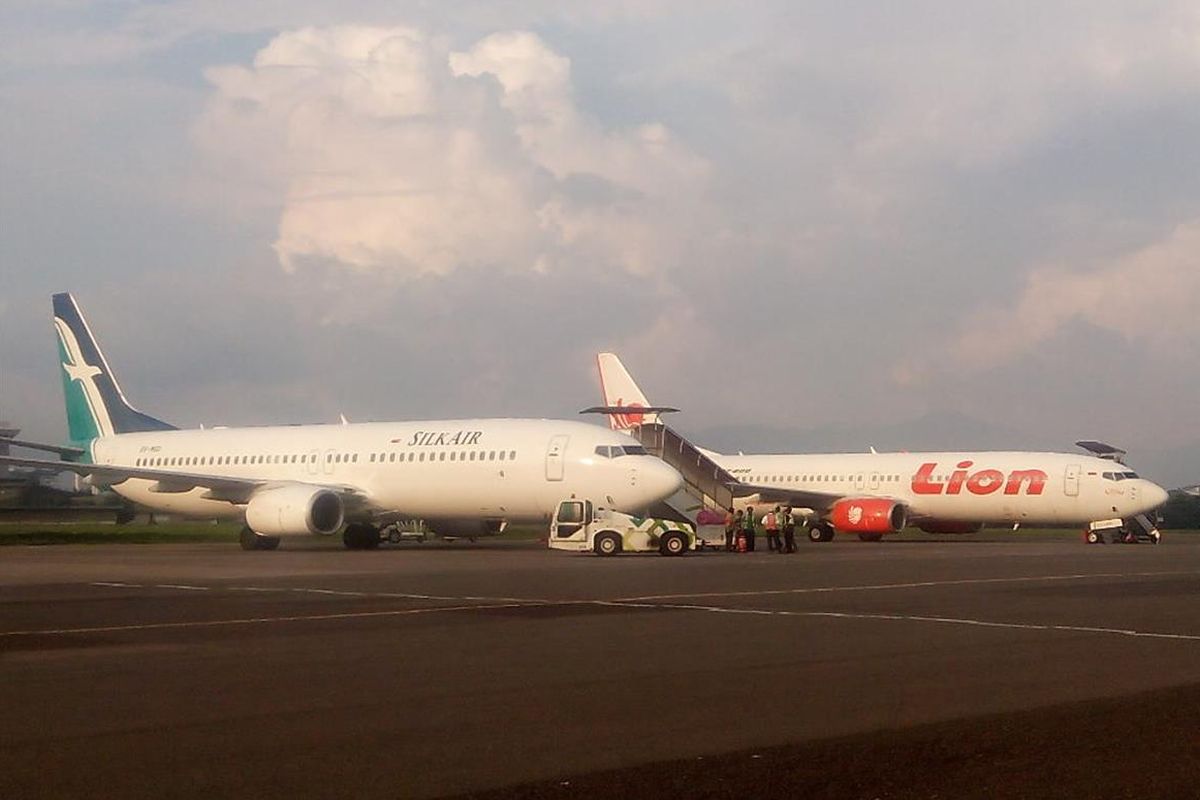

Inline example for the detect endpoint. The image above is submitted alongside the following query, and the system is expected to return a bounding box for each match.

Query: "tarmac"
[4,535,1200,798]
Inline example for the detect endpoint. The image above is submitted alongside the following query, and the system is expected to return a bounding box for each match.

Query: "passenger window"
[489,451,496,461]
[510,450,516,460]
[469,452,476,461]
[439,452,446,461]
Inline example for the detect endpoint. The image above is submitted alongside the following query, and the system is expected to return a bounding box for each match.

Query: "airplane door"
[546,435,569,481]
[854,472,865,491]
[323,449,336,476]
[307,450,319,476]
[870,472,881,490]
[1064,464,1080,497]
[554,499,591,540]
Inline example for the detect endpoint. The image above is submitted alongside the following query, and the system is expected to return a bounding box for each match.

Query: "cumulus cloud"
[196,25,707,277]
[937,221,1200,370]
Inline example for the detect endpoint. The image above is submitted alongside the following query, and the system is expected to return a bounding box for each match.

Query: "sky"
[2,1,1199,485]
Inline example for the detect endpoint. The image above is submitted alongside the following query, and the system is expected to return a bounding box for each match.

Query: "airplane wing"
[727,481,847,512]
[0,437,88,459]
[0,454,368,507]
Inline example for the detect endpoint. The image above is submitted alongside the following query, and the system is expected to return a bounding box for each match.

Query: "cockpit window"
[619,444,648,456]
[594,446,613,459]
[1122,471,1139,479]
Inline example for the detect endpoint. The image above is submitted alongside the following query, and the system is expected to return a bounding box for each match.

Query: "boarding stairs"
[629,423,738,525]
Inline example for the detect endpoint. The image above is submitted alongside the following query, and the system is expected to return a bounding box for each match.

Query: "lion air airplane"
[592,353,1169,544]
[0,295,683,551]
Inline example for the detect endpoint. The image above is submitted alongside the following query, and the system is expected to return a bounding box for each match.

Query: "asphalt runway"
[4,537,1200,798]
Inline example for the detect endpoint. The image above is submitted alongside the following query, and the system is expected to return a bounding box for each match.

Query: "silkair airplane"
[589,353,1169,544]
[0,295,683,550]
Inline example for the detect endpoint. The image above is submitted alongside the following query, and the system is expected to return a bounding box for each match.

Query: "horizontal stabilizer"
[580,406,680,417]
[1075,440,1127,462]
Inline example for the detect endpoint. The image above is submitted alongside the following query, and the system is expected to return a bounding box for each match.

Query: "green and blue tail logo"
[53,293,175,446]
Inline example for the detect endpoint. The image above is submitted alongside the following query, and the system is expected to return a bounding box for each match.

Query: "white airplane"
[0,295,683,550]
[591,353,1169,544]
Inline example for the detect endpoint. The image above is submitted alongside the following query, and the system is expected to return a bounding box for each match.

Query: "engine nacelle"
[245,485,344,536]
[829,498,907,534]
[918,520,985,534]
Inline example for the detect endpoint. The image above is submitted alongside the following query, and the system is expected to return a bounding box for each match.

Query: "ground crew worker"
[782,507,797,553]
[724,507,738,552]
[742,505,757,552]
[764,506,782,552]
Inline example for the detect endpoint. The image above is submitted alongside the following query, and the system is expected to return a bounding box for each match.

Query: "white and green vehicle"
[549,498,695,556]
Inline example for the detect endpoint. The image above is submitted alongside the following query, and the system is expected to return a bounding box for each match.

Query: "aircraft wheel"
[343,524,378,549]
[239,527,258,550]
[809,524,835,543]
[1085,530,1104,544]
[594,532,622,556]
[260,536,280,550]
[857,533,883,542]
[659,532,688,556]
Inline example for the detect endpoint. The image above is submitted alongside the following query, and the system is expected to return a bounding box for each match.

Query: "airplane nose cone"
[1145,482,1170,510]
[644,459,684,503]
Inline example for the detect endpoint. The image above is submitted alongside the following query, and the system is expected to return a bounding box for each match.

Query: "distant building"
[0,422,18,479]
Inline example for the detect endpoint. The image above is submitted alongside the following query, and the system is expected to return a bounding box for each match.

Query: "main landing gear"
[343,523,381,550]
[239,527,280,551]
[807,523,835,543]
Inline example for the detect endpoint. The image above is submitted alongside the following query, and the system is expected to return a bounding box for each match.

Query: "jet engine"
[829,498,908,533]
[245,484,344,536]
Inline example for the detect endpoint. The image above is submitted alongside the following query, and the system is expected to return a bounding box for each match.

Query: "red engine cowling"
[829,498,908,534]
[918,520,985,534]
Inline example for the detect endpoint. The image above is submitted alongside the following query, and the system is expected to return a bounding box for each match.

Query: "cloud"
[196,25,707,278]
[937,221,1200,370]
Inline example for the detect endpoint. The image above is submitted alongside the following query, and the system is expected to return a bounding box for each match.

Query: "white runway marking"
[609,600,1200,642]
[617,570,1194,602]
[0,601,540,638]
[91,581,548,604]
[46,572,1200,645]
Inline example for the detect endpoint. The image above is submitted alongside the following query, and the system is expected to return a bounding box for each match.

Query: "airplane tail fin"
[596,352,659,431]
[52,292,175,443]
